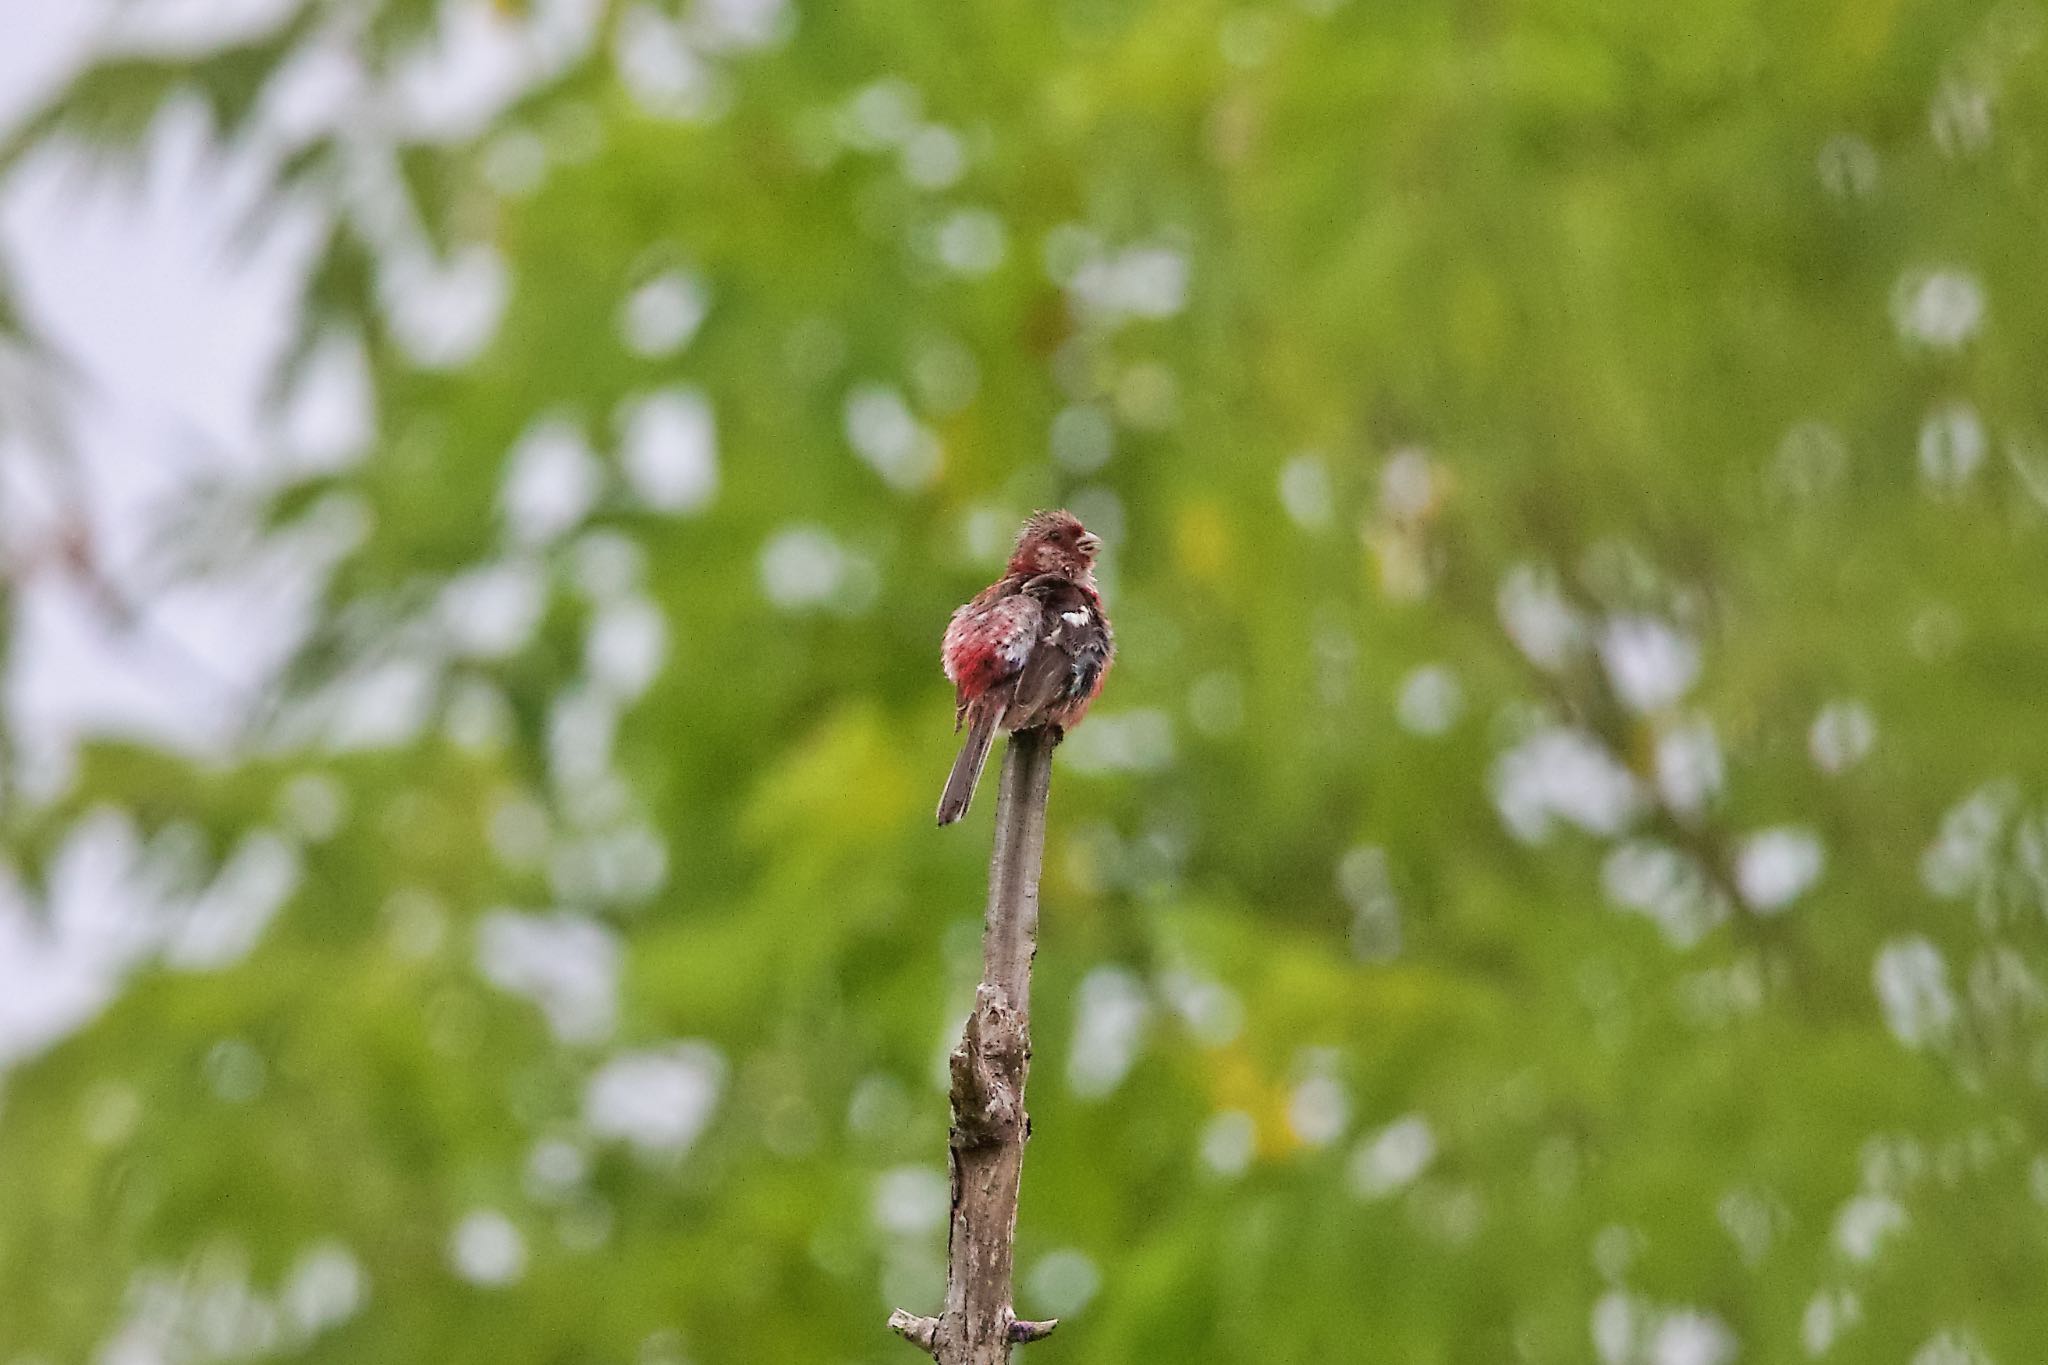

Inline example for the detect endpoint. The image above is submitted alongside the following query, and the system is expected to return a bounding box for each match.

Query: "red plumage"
[937,510,1115,824]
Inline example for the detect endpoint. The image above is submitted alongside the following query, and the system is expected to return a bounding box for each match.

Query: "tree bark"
[889,728,1061,1363]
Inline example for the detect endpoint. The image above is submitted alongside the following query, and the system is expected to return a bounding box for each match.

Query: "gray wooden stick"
[889,728,1060,1363]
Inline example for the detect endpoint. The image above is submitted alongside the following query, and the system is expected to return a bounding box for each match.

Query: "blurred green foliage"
[6,0,2048,1362]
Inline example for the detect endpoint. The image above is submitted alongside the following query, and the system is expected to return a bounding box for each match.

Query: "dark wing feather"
[1006,577,1113,730]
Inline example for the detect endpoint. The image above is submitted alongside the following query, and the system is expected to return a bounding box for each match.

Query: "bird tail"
[938,705,1004,825]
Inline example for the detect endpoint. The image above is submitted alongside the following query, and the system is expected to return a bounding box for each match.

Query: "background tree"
[2,1,2047,1362]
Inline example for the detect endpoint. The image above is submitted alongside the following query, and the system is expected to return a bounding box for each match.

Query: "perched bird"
[938,510,1115,824]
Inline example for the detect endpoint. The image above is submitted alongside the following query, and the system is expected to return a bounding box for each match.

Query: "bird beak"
[1077,533,1102,556]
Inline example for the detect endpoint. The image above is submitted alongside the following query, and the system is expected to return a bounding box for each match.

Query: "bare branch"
[888,728,1059,1364]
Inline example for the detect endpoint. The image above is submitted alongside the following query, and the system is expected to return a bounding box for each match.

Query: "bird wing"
[1007,578,1113,729]
[943,588,1043,723]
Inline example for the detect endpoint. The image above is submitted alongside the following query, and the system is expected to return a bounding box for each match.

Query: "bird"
[937,509,1115,825]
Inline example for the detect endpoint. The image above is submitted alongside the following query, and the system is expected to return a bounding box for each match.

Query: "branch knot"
[948,983,1028,1147]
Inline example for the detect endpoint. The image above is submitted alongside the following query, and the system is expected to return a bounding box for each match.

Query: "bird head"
[1008,509,1102,579]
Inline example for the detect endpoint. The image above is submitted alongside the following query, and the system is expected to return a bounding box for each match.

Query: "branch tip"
[1009,1317,1059,1343]
[886,1310,939,1355]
